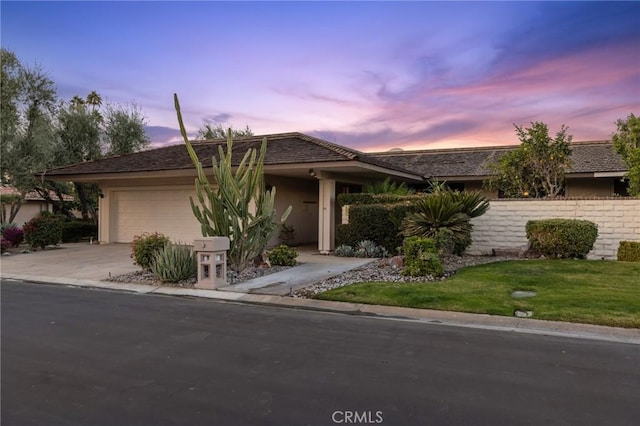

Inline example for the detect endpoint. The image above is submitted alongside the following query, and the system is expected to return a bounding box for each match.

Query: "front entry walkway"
[220,247,373,296]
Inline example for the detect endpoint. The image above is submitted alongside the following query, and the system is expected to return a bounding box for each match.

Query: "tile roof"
[371,141,627,178]
[43,132,417,178]
[0,186,74,201]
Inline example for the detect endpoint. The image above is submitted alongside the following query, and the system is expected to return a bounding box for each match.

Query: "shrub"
[0,222,18,234]
[336,202,416,254]
[337,193,423,207]
[23,215,63,250]
[1,238,10,253]
[268,244,298,266]
[526,219,598,259]
[131,232,170,271]
[2,224,24,247]
[617,241,640,262]
[279,223,296,245]
[334,244,355,257]
[402,236,444,277]
[61,220,98,243]
[151,242,197,283]
[354,240,388,258]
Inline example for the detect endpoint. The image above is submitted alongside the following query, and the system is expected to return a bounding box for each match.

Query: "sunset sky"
[2,1,639,151]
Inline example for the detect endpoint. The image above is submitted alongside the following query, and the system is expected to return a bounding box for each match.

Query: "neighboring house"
[0,186,74,227]
[370,140,629,198]
[41,134,629,252]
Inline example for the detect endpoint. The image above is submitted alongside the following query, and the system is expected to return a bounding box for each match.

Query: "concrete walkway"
[2,243,639,345]
[220,249,374,295]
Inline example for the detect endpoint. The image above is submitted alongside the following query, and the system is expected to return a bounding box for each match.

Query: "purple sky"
[2,1,639,151]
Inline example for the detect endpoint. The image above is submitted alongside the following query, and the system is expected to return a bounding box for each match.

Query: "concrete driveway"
[0,243,372,295]
[1,243,138,281]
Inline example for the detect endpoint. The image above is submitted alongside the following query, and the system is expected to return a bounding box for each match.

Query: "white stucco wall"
[11,201,50,227]
[469,198,640,259]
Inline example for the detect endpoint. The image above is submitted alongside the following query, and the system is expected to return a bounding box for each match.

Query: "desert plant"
[268,244,298,266]
[402,236,444,277]
[526,219,598,259]
[2,224,24,247]
[175,94,291,272]
[617,241,640,262]
[402,194,471,255]
[23,215,63,250]
[151,242,197,283]
[279,223,296,245]
[131,232,170,271]
[448,190,490,219]
[354,240,388,258]
[334,244,355,257]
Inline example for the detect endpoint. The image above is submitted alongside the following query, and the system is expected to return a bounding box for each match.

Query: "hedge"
[525,219,598,259]
[337,193,424,207]
[617,241,640,262]
[336,202,417,253]
[61,220,98,243]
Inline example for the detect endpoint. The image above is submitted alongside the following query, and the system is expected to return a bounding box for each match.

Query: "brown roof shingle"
[43,132,418,178]
[371,141,627,178]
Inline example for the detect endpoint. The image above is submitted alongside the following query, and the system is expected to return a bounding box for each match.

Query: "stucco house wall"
[11,201,50,227]
[468,198,640,259]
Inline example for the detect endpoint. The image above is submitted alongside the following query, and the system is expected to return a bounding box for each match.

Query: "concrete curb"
[3,273,639,345]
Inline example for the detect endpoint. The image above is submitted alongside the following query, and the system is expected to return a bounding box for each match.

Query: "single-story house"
[370,140,629,198]
[0,186,74,227]
[41,133,629,252]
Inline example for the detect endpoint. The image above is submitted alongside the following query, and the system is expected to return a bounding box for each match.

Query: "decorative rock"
[292,254,519,298]
[387,256,404,269]
[511,290,537,299]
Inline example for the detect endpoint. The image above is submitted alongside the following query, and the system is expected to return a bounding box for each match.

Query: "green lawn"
[316,260,640,328]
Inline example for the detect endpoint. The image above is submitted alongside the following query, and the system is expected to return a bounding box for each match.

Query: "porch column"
[98,188,109,243]
[318,178,336,254]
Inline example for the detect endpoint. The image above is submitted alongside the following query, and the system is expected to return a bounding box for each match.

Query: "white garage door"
[110,188,203,243]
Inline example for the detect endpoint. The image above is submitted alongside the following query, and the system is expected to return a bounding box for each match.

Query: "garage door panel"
[111,189,202,243]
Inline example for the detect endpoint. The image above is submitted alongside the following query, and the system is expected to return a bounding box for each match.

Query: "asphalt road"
[2,280,639,426]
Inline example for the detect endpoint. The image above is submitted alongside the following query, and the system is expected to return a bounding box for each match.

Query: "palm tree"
[85,91,102,111]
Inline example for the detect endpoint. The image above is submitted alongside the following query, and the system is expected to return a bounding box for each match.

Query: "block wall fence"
[468,198,640,259]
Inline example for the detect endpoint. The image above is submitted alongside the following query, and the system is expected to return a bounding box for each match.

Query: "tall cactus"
[174,94,291,272]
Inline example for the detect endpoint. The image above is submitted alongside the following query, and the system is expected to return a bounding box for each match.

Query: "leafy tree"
[363,177,415,195]
[484,122,572,198]
[0,49,59,223]
[612,113,640,196]
[103,104,151,155]
[55,99,103,221]
[197,122,253,139]
[175,94,291,272]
